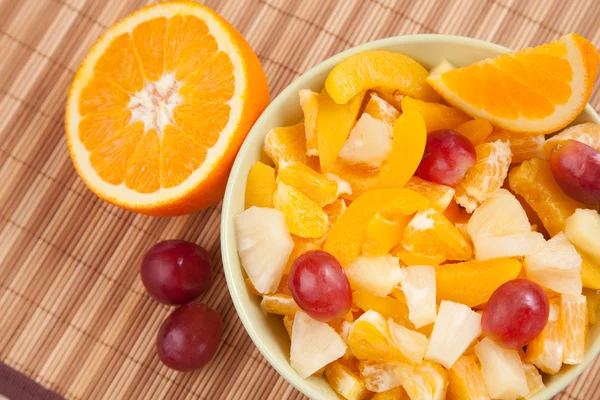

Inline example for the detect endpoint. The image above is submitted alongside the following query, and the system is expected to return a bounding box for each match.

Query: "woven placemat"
[1,0,599,398]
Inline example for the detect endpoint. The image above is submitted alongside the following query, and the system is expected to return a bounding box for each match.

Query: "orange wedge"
[427,34,599,134]
[245,161,276,209]
[66,1,269,215]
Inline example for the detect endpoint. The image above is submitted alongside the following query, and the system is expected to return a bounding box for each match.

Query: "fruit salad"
[235,34,600,400]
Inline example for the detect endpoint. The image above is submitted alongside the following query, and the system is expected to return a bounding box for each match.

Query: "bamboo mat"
[1,0,600,399]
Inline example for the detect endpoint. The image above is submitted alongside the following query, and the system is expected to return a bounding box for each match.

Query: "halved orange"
[427,34,599,134]
[66,1,269,215]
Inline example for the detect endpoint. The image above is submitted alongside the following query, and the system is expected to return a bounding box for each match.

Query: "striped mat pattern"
[1,0,600,398]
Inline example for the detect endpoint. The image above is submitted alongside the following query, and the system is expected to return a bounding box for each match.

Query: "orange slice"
[404,177,455,212]
[455,140,512,213]
[427,34,599,134]
[325,50,440,104]
[260,293,300,316]
[245,161,276,209]
[264,122,307,168]
[66,1,269,215]
[273,182,328,238]
[560,293,587,365]
[401,97,471,133]
[323,188,429,266]
[447,355,489,400]
[401,209,472,261]
[299,90,321,156]
[486,130,545,164]
[526,298,563,374]
[277,162,338,207]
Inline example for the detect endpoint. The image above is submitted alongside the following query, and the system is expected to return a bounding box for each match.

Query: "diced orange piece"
[509,158,586,236]
[274,182,328,238]
[260,293,300,316]
[436,258,522,307]
[352,291,412,327]
[323,188,429,266]
[525,298,563,374]
[328,111,427,200]
[453,119,493,145]
[284,235,320,274]
[447,355,490,400]
[401,96,471,133]
[318,91,365,172]
[404,177,455,212]
[277,162,338,207]
[363,214,411,256]
[245,161,276,209]
[455,140,512,213]
[560,293,587,365]
[264,122,307,168]
[401,208,472,261]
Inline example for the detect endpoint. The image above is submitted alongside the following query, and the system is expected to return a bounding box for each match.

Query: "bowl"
[221,34,600,400]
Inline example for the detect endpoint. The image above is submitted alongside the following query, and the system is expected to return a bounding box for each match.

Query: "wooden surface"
[1,0,600,399]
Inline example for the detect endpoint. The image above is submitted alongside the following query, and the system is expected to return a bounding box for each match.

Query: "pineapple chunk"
[400,265,437,328]
[447,355,490,400]
[397,361,448,400]
[345,255,405,297]
[475,337,529,400]
[358,361,402,393]
[525,301,563,374]
[565,208,600,265]
[425,301,482,368]
[467,189,532,239]
[325,361,372,400]
[290,312,346,378]
[388,319,429,363]
[429,59,455,76]
[525,232,582,295]
[260,294,300,316]
[473,232,546,261]
[522,363,545,398]
[338,113,393,169]
[560,293,587,364]
[235,207,294,294]
[364,92,401,124]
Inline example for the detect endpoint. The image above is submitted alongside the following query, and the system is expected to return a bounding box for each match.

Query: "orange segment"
[325,50,440,104]
[509,158,586,236]
[401,209,472,261]
[404,177,455,212]
[318,91,365,172]
[264,123,307,168]
[401,97,471,133]
[245,161,276,209]
[427,34,599,134]
[299,89,320,156]
[364,92,400,124]
[325,361,371,400]
[453,119,493,145]
[363,214,411,256]
[455,140,512,213]
[447,355,489,400]
[543,122,600,159]
[329,111,427,200]
[560,293,587,365]
[525,298,563,374]
[273,182,328,239]
[486,129,545,163]
[277,163,338,207]
[392,246,446,266]
[435,258,522,307]
[398,361,448,400]
[323,188,429,266]
[66,2,269,215]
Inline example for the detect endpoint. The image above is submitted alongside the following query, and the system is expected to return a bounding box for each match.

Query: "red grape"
[415,130,476,187]
[141,240,212,305]
[157,302,222,371]
[482,279,549,349]
[289,250,352,322]
[550,139,600,204]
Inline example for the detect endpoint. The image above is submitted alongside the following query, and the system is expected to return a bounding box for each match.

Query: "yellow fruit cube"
[446,355,489,400]
[245,161,276,209]
[325,361,372,400]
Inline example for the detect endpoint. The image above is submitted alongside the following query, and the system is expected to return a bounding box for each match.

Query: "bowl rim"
[221,33,600,400]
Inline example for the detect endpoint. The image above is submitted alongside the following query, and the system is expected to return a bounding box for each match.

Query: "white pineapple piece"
[429,59,455,76]
[473,232,547,261]
[525,232,582,295]
[290,311,347,378]
[565,208,600,264]
[475,337,529,400]
[425,301,482,368]
[345,255,405,297]
[358,361,402,393]
[388,319,429,363]
[467,189,532,239]
[338,113,392,169]
[400,265,437,328]
[235,207,294,294]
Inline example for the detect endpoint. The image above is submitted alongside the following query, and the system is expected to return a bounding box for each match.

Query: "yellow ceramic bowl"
[221,34,600,400]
